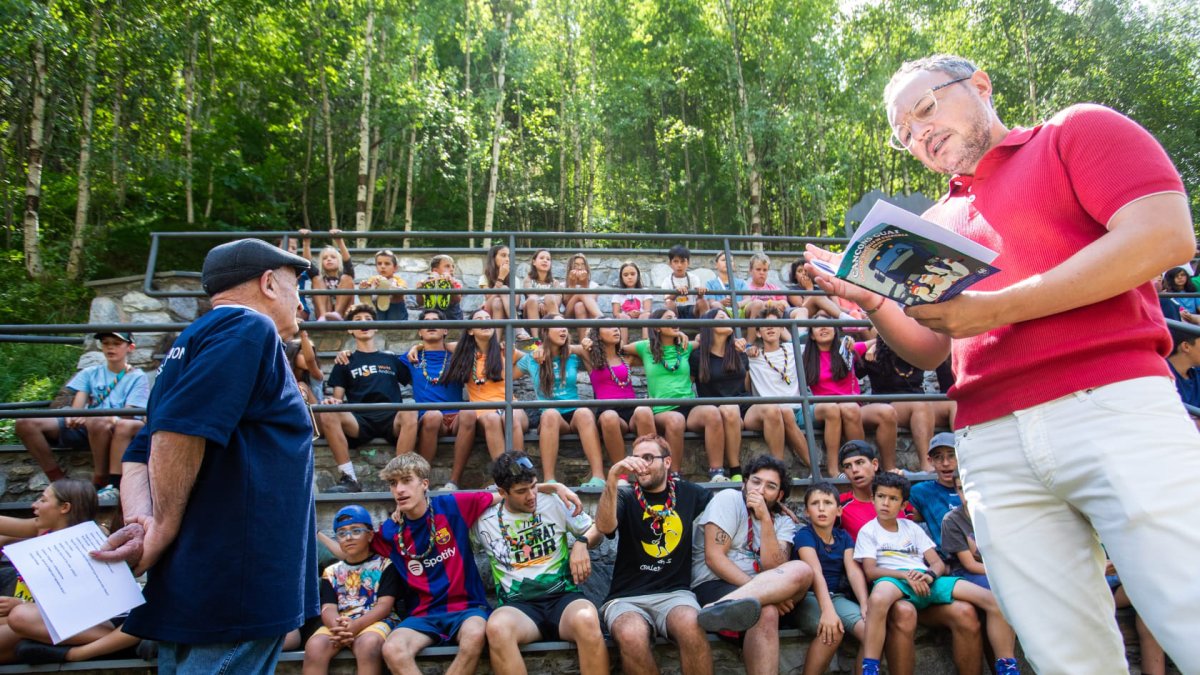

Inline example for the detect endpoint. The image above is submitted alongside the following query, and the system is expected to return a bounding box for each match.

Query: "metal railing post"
[789,322,824,480]
[504,233,518,453]
[142,234,161,295]
[723,238,742,340]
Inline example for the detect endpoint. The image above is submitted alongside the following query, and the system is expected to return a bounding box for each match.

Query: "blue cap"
[334,505,372,530]
[930,432,957,452]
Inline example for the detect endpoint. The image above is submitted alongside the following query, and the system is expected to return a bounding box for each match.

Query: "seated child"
[522,249,564,339]
[790,482,869,675]
[854,473,1018,675]
[301,228,356,320]
[563,253,603,340]
[304,505,402,675]
[659,245,705,320]
[940,477,988,589]
[14,332,148,503]
[612,261,653,342]
[417,254,464,321]
[359,249,408,321]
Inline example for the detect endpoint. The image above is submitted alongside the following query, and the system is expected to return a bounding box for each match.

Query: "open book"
[813,201,999,306]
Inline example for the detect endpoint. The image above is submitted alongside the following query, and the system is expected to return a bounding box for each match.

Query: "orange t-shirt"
[466,353,506,403]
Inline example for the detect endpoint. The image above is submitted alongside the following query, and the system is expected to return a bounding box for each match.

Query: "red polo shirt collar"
[946,125,1039,195]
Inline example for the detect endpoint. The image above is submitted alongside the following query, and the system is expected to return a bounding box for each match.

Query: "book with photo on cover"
[812,200,999,306]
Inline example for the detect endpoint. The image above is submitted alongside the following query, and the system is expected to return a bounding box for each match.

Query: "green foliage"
[0,254,92,325]
[0,342,81,442]
[0,0,1195,299]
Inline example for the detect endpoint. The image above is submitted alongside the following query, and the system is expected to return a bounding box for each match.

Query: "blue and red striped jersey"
[373,492,493,617]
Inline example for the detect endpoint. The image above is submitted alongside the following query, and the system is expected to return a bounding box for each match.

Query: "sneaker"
[523,339,542,352]
[543,478,559,485]
[729,474,743,483]
[97,484,120,507]
[515,329,533,341]
[862,659,881,675]
[14,640,70,665]
[617,478,631,488]
[697,597,761,633]
[325,473,362,494]
[994,658,1020,674]
[579,477,606,489]
[376,277,394,312]
[708,469,729,483]
[439,482,460,492]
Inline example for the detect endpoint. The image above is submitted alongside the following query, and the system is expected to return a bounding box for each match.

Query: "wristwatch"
[574,533,590,546]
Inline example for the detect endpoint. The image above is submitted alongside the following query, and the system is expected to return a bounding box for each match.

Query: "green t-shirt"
[633,340,695,413]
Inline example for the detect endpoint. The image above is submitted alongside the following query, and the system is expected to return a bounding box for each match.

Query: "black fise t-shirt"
[328,351,412,403]
[688,349,749,399]
[606,480,712,602]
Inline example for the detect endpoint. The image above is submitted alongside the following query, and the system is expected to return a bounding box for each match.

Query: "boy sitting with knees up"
[304,505,403,675]
[854,472,1019,675]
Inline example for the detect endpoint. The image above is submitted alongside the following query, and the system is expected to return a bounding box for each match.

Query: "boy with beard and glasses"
[594,434,714,675]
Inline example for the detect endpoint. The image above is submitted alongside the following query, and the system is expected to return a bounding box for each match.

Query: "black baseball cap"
[201,238,311,296]
[93,332,134,344]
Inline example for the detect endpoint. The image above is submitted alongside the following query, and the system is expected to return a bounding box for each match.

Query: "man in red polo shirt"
[807,54,1198,673]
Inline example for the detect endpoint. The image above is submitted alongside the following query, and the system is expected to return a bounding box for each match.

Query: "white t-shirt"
[692,487,797,586]
[660,272,702,308]
[853,518,935,571]
[747,343,800,409]
[472,493,593,603]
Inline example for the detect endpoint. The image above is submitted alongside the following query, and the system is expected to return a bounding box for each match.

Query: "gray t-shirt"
[691,488,797,587]
[940,505,980,571]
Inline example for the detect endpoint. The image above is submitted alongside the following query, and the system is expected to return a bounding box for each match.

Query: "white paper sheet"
[3,521,144,643]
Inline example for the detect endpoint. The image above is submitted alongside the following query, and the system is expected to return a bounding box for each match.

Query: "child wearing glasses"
[304,505,403,675]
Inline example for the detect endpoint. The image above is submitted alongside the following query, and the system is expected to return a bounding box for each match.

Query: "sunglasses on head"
[506,456,536,478]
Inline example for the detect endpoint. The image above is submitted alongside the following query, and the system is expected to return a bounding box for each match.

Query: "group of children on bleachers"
[284,240,963,494]
[4,237,1182,672]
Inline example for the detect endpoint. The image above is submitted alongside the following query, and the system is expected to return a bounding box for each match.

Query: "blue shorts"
[56,418,91,450]
[874,574,960,610]
[397,607,490,645]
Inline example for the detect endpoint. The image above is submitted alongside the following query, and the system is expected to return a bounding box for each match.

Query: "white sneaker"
[708,471,730,483]
[439,482,460,492]
[97,485,120,507]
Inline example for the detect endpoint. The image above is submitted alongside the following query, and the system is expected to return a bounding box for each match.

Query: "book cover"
[830,201,1000,306]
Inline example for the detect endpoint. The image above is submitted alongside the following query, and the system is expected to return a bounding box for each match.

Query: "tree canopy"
[0,0,1196,284]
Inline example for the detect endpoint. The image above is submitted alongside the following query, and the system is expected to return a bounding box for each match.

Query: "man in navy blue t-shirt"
[320,303,414,492]
[94,238,318,675]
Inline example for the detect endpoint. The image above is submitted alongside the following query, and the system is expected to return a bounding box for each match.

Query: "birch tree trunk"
[365,124,380,232]
[301,109,314,230]
[463,0,475,246]
[404,127,417,240]
[482,7,513,247]
[111,3,126,209]
[720,0,761,245]
[353,0,374,249]
[184,30,197,226]
[315,2,338,230]
[66,3,101,280]
[22,0,52,278]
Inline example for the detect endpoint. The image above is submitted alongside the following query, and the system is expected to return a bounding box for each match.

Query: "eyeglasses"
[888,75,973,151]
[634,454,665,463]
[335,527,371,540]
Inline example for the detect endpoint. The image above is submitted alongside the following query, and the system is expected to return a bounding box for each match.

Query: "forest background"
[0,0,1197,408]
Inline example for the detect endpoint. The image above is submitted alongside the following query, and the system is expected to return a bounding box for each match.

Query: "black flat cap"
[201,238,312,296]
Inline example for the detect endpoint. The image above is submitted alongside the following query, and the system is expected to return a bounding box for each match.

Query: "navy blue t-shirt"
[328,351,411,403]
[401,349,464,417]
[1169,359,1200,409]
[121,306,318,643]
[792,526,854,594]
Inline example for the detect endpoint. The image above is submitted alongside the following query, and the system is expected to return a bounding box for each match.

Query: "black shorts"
[528,408,577,429]
[349,410,398,447]
[675,305,697,320]
[597,406,635,425]
[504,592,591,641]
[693,579,738,607]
